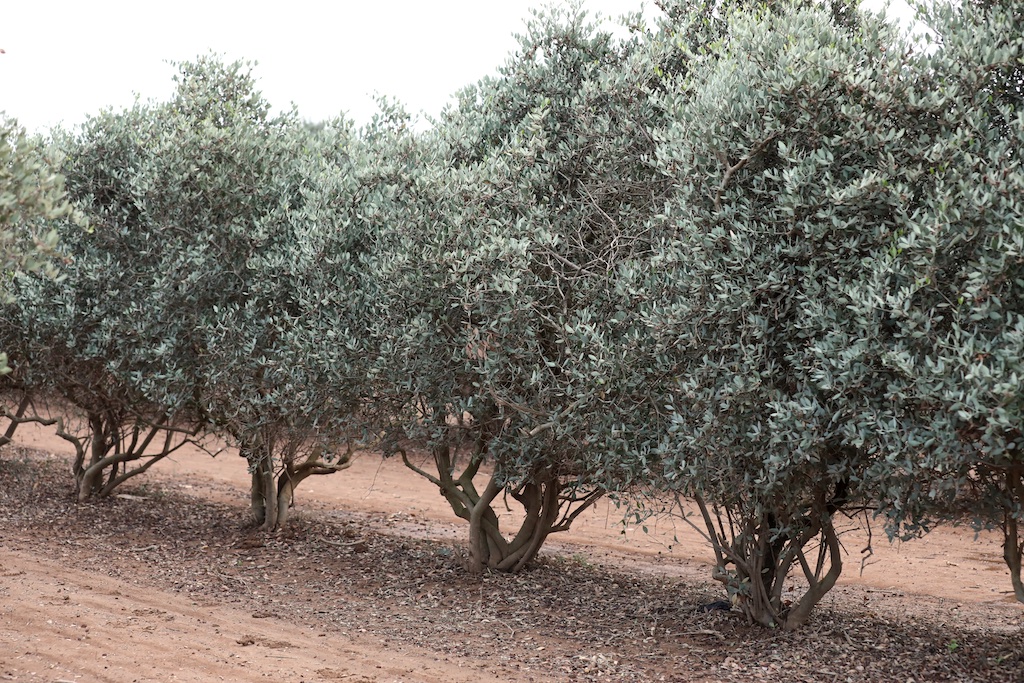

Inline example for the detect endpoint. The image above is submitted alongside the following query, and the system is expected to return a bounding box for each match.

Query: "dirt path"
[0,550,493,683]
[2,423,1023,682]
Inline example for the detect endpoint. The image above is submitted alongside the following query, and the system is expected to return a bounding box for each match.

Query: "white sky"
[1,0,915,135]
[1,0,648,134]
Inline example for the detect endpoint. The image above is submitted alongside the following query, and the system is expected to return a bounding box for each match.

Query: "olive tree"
[1,58,371,516]
[0,99,214,499]
[0,117,69,451]
[218,117,378,530]
[0,107,197,493]
[845,0,1024,601]
[367,6,672,572]
[0,117,76,378]
[639,4,932,628]
[108,57,370,529]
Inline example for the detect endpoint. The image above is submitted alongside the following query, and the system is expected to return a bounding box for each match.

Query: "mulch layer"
[1,447,1022,682]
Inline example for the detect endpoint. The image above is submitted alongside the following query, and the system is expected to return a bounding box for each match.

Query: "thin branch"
[552,487,604,532]
[859,508,875,576]
[713,133,778,212]
[98,451,171,496]
[398,447,442,487]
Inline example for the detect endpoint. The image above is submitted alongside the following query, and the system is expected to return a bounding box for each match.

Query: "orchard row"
[1,0,1022,630]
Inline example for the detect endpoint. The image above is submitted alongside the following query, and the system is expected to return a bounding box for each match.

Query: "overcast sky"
[2,0,912,135]
[1,0,650,133]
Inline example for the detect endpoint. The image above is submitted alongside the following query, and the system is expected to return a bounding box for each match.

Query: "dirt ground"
[1,424,1023,682]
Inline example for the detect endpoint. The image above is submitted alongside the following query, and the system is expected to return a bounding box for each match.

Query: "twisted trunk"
[402,443,603,573]
[247,441,352,531]
[694,481,847,630]
[248,447,279,531]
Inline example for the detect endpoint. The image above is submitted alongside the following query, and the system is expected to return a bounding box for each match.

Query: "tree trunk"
[75,413,108,502]
[399,438,601,573]
[782,519,843,630]
[466,476,503,573]
[247,448,278,531]
[701,503,842,630]
[0,395,31,452]
[1004,469,1024,604]
[250,465,267,526]
[247,445,348,531]
[1004,516,1024,603]
[463,474,590,573]
[275,476,295,529]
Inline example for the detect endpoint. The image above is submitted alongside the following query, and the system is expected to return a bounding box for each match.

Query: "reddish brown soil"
[1,424,1022,682]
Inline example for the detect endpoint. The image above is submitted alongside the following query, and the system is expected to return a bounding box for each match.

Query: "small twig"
[217,571,249,586]
[526,422,553,437]
[680,629,726,640]
[322,538,367,548]
[860,508,876,576]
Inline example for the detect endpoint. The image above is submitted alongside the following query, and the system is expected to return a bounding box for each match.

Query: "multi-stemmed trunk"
[692,489,845,631]
[245,440,352,532]
[401,442,602,573]
[3,397,190,501]
[72,411,196,502]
